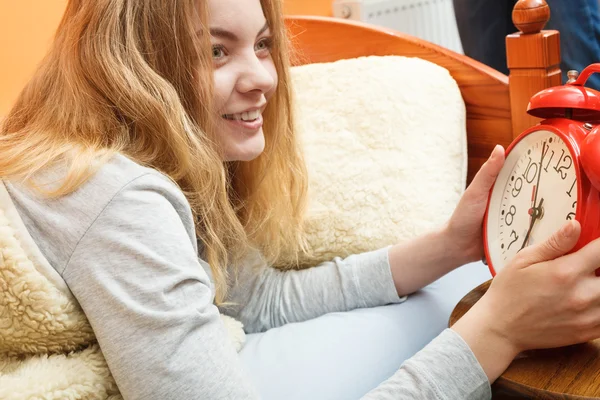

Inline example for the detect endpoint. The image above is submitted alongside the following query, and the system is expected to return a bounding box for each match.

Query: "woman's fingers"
[512,220,581,269]
[468,145,505,197]
[566,235,600,276]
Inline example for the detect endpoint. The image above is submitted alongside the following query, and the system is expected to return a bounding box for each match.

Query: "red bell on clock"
[483,63,600,276]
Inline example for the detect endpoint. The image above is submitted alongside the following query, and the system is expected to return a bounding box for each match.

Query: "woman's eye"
[255,38,273,52]
[212,45,225,59]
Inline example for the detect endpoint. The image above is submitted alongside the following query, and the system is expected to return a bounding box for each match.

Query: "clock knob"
[580,126,600,191]
[567,70,580,84]
[512,0,551,34]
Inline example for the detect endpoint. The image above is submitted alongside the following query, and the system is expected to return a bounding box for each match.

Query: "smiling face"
[207,0,277,162]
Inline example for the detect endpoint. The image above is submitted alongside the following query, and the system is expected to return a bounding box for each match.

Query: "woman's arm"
[226,147,506,333]
[363,329,491,399]
[225,246,404,333]
[388,226,469,297]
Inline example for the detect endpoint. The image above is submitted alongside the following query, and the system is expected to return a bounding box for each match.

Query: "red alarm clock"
[484,63,600,276]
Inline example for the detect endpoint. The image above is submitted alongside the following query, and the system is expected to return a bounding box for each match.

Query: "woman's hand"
[388,145,505,296]
[452,220,600,382]
[444,145,505,265]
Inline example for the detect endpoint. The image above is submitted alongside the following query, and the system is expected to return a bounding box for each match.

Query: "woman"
[2,0,600,399]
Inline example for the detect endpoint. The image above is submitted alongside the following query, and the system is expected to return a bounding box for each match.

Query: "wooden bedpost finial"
[512,0,551,34]
[506,0,560,140]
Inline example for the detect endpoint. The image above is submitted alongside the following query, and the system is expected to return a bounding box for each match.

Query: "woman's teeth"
[223,110,261,121]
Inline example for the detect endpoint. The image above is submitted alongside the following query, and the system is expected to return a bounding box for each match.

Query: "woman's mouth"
[221,110,263,132]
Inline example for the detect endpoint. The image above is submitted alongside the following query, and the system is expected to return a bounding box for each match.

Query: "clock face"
[486,129,578,273]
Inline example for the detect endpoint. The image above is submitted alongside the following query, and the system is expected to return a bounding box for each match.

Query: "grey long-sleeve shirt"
[4,154,490,399]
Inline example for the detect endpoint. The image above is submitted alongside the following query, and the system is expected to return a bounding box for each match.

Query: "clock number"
[507,230,519,250]
[553,150,572,180]
[505,205,517,226]
[567,201,577,220]
[554,149,565,169]
[566,178,576,198]
[522,157,538,184]
[511,177,523,198]
[543,149,555,172]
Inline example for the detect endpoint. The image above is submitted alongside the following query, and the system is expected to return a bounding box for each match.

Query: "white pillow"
[287,56,467,266]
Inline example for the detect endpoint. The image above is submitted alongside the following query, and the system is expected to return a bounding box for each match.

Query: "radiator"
[332,0,464,54]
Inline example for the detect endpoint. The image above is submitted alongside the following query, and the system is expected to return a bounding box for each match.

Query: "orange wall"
[284,0,332,16]
[0,1,68,116]
[0,0,330,117]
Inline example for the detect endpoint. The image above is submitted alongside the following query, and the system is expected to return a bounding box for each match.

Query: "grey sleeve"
[62,174,259,400]
[225,247,405,334]
[363,329,491,400]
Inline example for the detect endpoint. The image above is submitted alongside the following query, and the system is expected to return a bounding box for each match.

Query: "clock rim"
[483,121,583,276]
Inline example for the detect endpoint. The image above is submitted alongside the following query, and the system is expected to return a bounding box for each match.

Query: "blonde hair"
[0,0,307,303]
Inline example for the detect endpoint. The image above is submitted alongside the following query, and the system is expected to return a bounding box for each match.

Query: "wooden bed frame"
[284,1,562,184]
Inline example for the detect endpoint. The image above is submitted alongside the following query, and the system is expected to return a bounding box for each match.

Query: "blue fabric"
[239,261,492,400]
[453,0,600,90]
[547,0,600,89]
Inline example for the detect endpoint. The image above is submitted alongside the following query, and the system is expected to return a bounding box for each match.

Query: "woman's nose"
[236,57,276,95]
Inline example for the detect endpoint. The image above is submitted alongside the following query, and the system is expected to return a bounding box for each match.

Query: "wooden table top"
[449,280,600,399]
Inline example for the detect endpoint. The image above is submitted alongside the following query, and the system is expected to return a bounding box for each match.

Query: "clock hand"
[528,184,536,225]
[520,197,544,251]
[519,142,547,252]
[531,141,547,209]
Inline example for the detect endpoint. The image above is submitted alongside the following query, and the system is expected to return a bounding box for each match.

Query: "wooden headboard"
[284,1,561,184]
